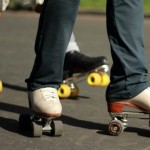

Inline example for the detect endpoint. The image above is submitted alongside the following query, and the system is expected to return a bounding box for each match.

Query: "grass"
[80,0,150,13]
[80,0,106,11]
[8,0,150,13]
[144,0,150,13]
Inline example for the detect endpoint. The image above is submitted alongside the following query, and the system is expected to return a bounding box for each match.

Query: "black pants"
[26,0,148,103]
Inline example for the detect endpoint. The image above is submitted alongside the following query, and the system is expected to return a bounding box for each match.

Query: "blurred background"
[7,0,150,14]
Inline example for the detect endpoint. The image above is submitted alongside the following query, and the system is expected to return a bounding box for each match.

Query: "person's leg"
[27,0,79,90]
[32,0,109,82]
[26,0,80,116]
[66,32,80,53]
[106,0,150,111]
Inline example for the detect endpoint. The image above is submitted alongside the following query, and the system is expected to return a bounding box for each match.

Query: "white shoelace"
[40,88,59,101]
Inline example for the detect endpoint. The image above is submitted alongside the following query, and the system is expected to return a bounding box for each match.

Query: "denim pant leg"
[26,0,80,91]
[106,0,148,102]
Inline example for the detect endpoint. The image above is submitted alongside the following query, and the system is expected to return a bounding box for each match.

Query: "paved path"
[0,11,150,150]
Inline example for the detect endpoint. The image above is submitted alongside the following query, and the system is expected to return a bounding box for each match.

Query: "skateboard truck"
[108,111,150,136]
[58,64,110,99]
[98,64,109,73]
[19,113,63,137]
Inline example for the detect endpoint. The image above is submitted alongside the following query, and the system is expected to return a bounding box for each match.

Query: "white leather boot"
[28,87,62,117]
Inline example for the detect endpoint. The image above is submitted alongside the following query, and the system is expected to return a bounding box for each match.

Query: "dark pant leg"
[106,0,148,102]
[26,0,80,91]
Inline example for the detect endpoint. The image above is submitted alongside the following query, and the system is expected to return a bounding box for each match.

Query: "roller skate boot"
[63,51,109,77]
[107,87,150,136]
[58,51,110,99]
[19,87,63,137]
[29,87,62,117]
[32,0,43,13]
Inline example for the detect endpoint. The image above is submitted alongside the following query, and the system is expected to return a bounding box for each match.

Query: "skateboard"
[58,64,110,99]
[107,102,150,136]
[0,80,2,93]
[19,100,63,137]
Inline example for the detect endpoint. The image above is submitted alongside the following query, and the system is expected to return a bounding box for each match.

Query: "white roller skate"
[107,87,150,136]
[19,87,63,137]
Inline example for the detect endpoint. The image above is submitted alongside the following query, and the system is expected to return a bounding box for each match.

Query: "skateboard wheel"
[0,80,3,93]
[31,121,43,137]
[51,120,63,136]
[58,84,71,99]
[99,72,110,86]
[70,84,79,97]
[108,120,124,136]
[87,72,102,86]
[19,114,32,130]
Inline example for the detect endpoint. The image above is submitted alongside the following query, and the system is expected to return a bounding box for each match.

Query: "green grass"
[80,0,150,13]
[144,0,150,13]
[80,0,106,11]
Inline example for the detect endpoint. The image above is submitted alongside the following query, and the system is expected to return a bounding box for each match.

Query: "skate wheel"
[58,84,71,99]
[99,72,110,86]
[87,72,102,86]
[0,80,3,93]
[31,121,43,137]
[70,84,79,97]
[19,114,32,130]
[108,120,124,136]
[51,120,63,136]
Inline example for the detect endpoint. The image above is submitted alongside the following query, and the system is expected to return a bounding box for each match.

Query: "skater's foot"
[28,87,62,117]
[63,50,108,79]
[34,4,42,13]
[107,87,150,113]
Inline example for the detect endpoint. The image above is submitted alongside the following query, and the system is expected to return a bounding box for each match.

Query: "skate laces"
[40,88,59,101]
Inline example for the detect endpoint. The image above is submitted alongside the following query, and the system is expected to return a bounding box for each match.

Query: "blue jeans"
[26,0,148,102]
[106,0,148,102]
[26,0,80,91]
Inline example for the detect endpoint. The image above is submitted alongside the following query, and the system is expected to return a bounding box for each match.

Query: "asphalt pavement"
[0,11,150,150]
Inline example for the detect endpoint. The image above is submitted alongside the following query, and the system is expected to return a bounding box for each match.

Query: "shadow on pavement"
[0,102,150,138]
[3,82,27,92]
[0,117,32,137]
[2,82,90,100]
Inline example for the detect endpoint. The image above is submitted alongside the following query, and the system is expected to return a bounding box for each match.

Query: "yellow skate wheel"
[87,72,102,86]
[0,80,3,93]
[58,84,71,99]
[99,72,110,86]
